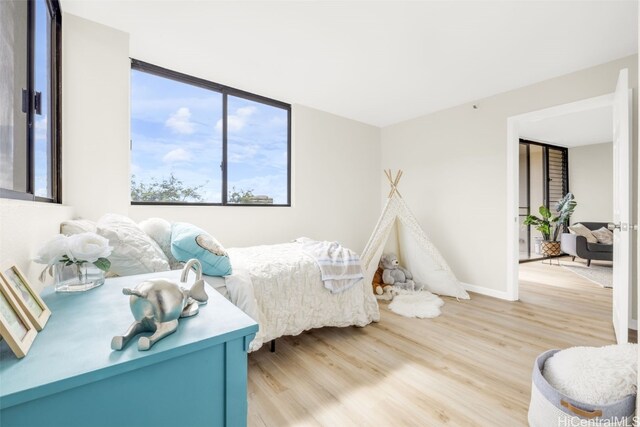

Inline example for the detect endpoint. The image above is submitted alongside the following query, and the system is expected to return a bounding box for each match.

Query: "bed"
[205,242,380,351]
[60,216,380,353]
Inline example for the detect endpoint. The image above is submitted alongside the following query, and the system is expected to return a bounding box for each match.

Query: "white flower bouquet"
[35,232,113,281]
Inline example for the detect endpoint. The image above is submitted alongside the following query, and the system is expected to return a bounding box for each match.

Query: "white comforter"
[223,242,380,352]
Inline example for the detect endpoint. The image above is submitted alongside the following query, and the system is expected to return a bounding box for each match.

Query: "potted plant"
[524,193,577,257]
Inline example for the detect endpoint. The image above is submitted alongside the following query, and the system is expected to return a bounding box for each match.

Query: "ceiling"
[60,1,638,127]
[519,105,613,147]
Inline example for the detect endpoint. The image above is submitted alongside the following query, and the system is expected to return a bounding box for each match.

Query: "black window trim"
[130,59,291,207]
[0,0,62,204]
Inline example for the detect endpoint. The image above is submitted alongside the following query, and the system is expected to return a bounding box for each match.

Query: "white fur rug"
[387,289,444,318]
[542,343,638,405]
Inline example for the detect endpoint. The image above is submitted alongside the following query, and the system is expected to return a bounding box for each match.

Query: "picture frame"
[0,279,37,358]
[0,261,51,331]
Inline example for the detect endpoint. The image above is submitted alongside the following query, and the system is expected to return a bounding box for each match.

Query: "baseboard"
[461,283,514,301]
[629,318,638,331]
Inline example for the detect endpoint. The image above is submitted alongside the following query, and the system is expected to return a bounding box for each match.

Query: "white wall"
[0,199,74,292]
[381,55,638,297]
[62,14,381,253]
[62,14,131,219]
[569,142,613,225]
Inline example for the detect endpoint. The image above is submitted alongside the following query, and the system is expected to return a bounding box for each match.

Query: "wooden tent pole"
[385,169,403,198]
[394,170,403,198]
[385,169,395,198]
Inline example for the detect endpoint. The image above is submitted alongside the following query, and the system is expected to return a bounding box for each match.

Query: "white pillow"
[138,217,182,269]
[568,223,598,244]
[591,227,614,245]
[97,213,170,276]
[60,219,97,236]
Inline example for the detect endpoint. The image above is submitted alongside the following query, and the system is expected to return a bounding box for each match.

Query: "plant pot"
[54,262,105,293]
[540,241,561,257]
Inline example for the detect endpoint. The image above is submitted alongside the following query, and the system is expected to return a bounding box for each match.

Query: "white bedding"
[206,242,380,352]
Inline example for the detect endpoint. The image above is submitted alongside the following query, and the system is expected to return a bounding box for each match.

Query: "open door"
[610,68,632,344]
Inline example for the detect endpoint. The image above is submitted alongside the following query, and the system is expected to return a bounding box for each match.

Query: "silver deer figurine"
[111,259,209,351]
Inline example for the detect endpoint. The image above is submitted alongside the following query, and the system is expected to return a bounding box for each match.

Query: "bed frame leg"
[270,340,276,353]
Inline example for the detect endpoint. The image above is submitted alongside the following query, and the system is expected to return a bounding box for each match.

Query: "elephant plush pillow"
[171,222,232,276]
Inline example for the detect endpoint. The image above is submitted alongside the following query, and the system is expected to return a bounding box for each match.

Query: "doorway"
[506,69,632,344]
[519,140,569,262]
[507,92,616,300]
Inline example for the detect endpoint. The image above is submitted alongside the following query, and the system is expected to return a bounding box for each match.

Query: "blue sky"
[131,70,288,203]
[34,0,50,197]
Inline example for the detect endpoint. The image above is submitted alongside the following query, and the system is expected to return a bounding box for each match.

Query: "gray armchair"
[560,222,613,266]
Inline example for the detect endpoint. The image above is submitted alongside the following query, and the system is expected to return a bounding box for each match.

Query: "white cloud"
[236,106,256,117]
[216,105,256,133]
[165,107,195,134]
[131,133,221,159]
[162,148,193,163]
[228,144,259,163]
[269,114,286,126]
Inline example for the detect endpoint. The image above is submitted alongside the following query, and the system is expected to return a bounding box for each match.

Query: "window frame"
[130,59,292,207]
[0,0,62,204]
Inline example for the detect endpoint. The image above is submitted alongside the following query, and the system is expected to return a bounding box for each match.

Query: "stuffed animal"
[380,253,415,291]
[372,266,392,296]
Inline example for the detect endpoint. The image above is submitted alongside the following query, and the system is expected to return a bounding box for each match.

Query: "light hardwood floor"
[247,259,616,426]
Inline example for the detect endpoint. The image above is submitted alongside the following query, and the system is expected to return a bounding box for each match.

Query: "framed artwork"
[0,261,51,331]
[0,279,37,358]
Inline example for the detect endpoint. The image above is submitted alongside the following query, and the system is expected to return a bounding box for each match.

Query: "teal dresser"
[0,271,258,427]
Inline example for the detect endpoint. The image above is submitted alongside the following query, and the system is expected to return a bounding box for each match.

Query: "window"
[130,60,291,206]
[0,0,61,202]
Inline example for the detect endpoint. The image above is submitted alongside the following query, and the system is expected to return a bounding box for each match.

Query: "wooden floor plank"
[247,259,616,426]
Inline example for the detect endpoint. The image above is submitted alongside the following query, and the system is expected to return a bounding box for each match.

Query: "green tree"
[131,174,206,202]
[228,187,255,204]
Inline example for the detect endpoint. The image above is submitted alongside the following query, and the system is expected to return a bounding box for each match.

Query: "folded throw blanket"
[296,237,364,293]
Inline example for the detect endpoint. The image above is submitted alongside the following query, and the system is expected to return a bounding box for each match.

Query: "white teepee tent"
[361,170,470,299]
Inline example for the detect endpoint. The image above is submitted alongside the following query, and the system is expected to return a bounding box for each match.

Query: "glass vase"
[54,262,105,293]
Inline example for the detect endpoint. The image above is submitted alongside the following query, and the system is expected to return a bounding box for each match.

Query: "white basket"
[528,350,636,427]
